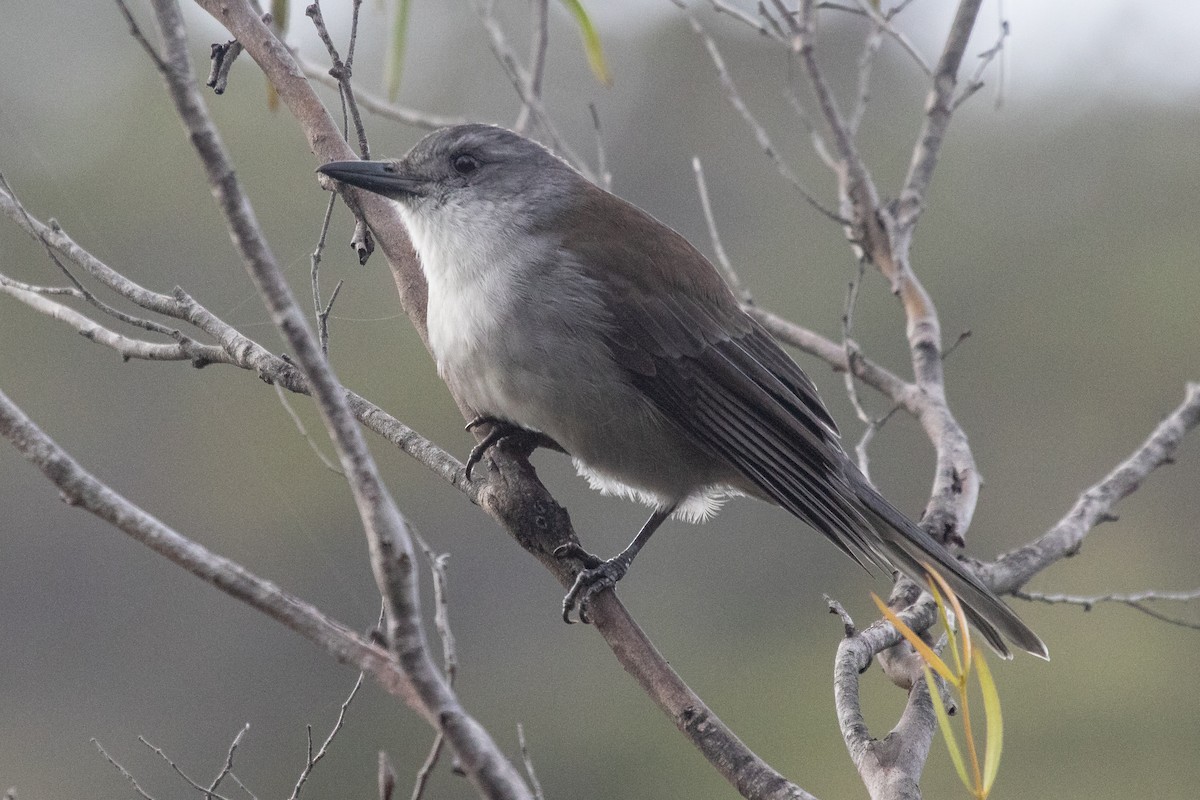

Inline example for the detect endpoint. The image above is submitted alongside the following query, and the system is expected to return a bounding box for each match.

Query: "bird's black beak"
[317,160,427,199]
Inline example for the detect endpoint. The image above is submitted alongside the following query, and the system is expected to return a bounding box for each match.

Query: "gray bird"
[318,123,1048,660]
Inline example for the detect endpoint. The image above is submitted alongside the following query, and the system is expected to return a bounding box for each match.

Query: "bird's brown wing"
[603,283,894,573]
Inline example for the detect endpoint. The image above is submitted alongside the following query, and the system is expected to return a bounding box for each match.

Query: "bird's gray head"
[317,124,580,223]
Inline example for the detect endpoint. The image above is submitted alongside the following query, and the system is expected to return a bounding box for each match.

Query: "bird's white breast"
[396,197,738,520]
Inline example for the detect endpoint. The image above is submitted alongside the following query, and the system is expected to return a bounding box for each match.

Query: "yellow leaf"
[975,648,1004,796]
[925,666,972,790]
[559,0,613,87]
[922,561,972,672]
[871,592,957,685]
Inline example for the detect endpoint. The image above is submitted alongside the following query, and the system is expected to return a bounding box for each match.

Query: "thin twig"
[113,0,167,71]
[783,86,837,171]
[306,1,370,158]
[0,175,181,340]
[516,724,545,800]
[311,191,337,355]
[848,22,884,137]
[408,530,459,799]
[853,0,932,76]
[299,59,466,130]
[673,0,844,223]
[289,672,365,800]
[895,0,986,228]
[709,0,786,42]
[274,383,344,474]
[317,279,344,354]
[93,740,156,800]
[840,264,874,477]
[588,103,612,191]
[515,0,550,134]
[208,723,251,797]
[141,735,237,800]
[691,157,750,304]
[951,16,1010,111]
[0,279,230,366]
[1014,588,1200,631]
[757,1,789,41]
[470,0,591,179]
[2,177,464,484]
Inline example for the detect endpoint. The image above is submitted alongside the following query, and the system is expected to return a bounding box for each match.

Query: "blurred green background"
[2,1,1198,798]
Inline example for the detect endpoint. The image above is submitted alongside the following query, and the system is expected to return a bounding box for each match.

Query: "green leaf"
[384,0,411,101]
[974,648,1004,796]
[559,0,612,87]
[925,666,972,790]
[871,592,957,685]
[271,0,289,32]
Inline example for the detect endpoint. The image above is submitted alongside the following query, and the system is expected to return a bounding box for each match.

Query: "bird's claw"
[463,416,518,480]
[555,543,628,624]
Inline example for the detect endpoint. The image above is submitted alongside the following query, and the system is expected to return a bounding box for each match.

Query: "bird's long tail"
[850,473,1049,661]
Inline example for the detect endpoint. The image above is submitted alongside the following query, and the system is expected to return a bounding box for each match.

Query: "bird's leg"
[556,504,676,624]
[463,415,566,479]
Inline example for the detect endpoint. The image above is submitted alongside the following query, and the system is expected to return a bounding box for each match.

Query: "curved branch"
[832,595,937,800]
[988,383,1200,593]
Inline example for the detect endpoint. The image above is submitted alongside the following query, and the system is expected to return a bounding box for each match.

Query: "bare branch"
[895,0,985,229]
[832,592,938,800]
[93,740,157,800]
[306,1,370,158]
[113,0,166,72]
[274,383,344,474]
[0,280,230,366]
[515,724,545,800]
[379,752,397,800]
[708,0,786,42]
[514,0,550,134]
[852,0,932,76]
[691,157,750,304]
[289,673,365,800]
[147,4,532,797]
[1014,588,1200,632]
[747,306,915,404]
[990,383,1200,592]
[672,0,844,223]
[299,58,467,130]
[140,734,237,800]
[208,724,251,798]
[951,18,1010,112]
[469,0,591,179]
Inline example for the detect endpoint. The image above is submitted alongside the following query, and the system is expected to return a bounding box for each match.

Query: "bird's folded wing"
[604,288,892,573]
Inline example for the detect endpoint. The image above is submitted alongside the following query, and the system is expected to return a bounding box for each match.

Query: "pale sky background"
[585,0,1200,100]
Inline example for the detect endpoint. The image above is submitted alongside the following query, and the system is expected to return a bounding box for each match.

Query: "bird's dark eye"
[451,153,480,176]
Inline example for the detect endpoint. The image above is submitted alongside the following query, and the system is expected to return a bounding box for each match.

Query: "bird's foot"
[463,416,566,480]
[554,543,630,624]
[464,416,524,479]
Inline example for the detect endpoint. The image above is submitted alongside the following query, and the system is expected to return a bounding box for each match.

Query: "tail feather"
[851,475,1049,661]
